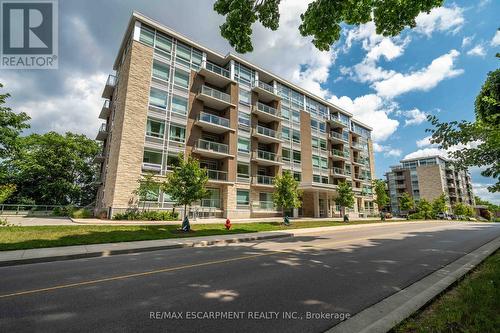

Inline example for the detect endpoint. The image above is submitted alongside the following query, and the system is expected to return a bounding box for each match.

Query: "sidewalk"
[0,221,442,267]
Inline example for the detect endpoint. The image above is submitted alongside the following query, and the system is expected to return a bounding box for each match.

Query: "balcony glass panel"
[197,139,229,154]
[199,112,230,128]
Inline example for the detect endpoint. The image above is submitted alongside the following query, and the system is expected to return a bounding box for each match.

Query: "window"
[192,50,202,69]
[171,95,188,115]
[260,192,273,202]
[237,163,250,180]
[239,89,251,105]
[176,43,191,64]
[282,148,291,162]
[320,157,328,169]
[149,88,168,109]
[293,172,302,182]
[202,188,220,208]
[166,154,180,169]
[174,69,189,88]
[313,174,321,183]
[291,110,300,123]
[146,118,165,138]
[312,155,320,168]
[282,126,290,140]
[293,150,301,163]
[312,137,319,149]
[143,150,162,165]
[281,106,290,120]
[320,139,327,151]
[169,124,185,142]
[156,33,172,53]
[237,190,250,206]
[152,60,169,81]
[292,130,301,143]
[238,137,250,153]
[140,26,154,46]
[238,112,250,128]
[139,184,160,202]
[319,122,326,133]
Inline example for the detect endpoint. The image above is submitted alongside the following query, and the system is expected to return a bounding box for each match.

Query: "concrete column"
[313,191,320,218]
[133,21,141,41]
[229,60,235,81]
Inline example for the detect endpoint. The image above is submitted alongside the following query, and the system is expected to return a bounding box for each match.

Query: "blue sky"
[0,0,498,202]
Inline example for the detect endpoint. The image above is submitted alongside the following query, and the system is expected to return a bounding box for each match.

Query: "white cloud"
[461,35,474,48]
[466,44,486,57]
[491,30,500,47]
[329,94,399,142]
[404,108,427,126]
[366,38,409,62]
[472,182,500,204]
[414,5,464,37]
[373,143,402,157]
[416,135,438,148]
[372,50,463,98]
[403,147,447,160]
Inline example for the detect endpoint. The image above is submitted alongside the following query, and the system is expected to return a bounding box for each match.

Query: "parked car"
[436,212,447,219]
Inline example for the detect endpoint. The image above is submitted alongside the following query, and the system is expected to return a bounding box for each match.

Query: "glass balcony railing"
[256,175,274,185]
[206,169,228,181]
[256,149,280,162]
[332,167,347,176]
[329,114,349,126]
[331,148,349,158]
[256,125,280,139]
[253,80,275,94]
[106,74,117,87]
[330,131,348,141]
[200,85,231,103]
[198,112,230,128]
[201,198,221,208]
[196,139,229,154]
[256,102,280,117]
[205,62,230,78]
[99,123,107,132]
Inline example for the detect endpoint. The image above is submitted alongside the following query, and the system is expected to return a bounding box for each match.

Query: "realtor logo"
[1,0,58,69]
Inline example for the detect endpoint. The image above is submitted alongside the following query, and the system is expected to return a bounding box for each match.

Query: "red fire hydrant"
[225,218,231,230]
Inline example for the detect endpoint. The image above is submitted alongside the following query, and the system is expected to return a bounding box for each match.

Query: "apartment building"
[386,155,475,215]
[94,12,377,219]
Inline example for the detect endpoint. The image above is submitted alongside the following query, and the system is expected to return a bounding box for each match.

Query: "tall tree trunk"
[184,204,187,219]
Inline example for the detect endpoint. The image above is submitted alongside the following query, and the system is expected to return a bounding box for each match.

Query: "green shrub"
[408,212,424,220]
[70,208,93,218]
[52,205,75,217]
[113,209,179,221]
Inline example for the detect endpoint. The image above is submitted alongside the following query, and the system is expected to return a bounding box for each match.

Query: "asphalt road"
[1,221,499,333]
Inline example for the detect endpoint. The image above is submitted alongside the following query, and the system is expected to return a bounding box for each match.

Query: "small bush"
[408,212,424,220]
[113,209,179,221]
[71,208,93,218]
[52,205,75,217]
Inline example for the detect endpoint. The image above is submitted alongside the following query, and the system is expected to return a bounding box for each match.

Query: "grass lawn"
[0,219,403,251]
[393,250,500,333]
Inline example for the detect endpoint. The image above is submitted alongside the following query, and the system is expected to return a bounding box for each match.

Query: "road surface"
[1,221,499,332]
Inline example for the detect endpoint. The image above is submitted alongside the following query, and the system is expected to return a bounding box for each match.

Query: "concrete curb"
[326,235,500,333]
[0,232,292,267]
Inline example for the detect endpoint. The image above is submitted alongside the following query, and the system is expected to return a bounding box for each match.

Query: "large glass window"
[171,95,188,115]
[282,126,290,140]
[139,184,160,202]
[176,43,191,64]
[237,190,250,206]
[202,188,220,208]
[293,172,302,182]
[166,154,180,169]
[143,150,162,165]
[320,138,327,151]
[239,89,251,105]
[146,118,165,138]
[320,157,328,169]
[238,112,250,128]
[293,150,301,163]
[237,163,250,180]
[291,110,300,124]
[312,137,319,149]
[140,26,154,46]
[149,88,168,109]
[152,60,169,81]
[155,33,172,53]
[281,106,290,120]
[282,148,291,162]
[169,124,186,142]
[238,137,250,153]
[174,69,189,88]
[292,130,301,143]
[312,155,320,168]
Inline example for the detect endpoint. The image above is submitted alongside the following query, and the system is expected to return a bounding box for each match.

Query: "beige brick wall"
[300,111,313,183]
[416,165,445,202]
[102,40,154,211]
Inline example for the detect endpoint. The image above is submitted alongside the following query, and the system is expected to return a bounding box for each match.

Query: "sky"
[1,0,499,203]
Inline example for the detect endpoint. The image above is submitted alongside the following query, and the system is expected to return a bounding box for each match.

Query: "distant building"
[386,155,474,215]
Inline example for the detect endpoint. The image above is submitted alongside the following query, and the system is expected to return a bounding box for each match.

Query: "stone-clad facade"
[94,13,378,219]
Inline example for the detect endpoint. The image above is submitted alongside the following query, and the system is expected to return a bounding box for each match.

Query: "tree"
[336,181,355,217]
[427,67,500,192]
[133,172,161,210]
[453,202,474,217]
[213,0,444,53]
[399,192,414,213]
[0,83,30,161]
[416,198,433,219]
[3,132,100,206]
[432,194,448,216]
[0,184,16,204]
[272,170,302,219]
[373,179,389,212]
[161,154,209,218]
[475,196,500,214]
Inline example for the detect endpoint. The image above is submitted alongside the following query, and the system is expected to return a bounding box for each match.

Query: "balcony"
[206,169,229,183]
[331,148,350,161]
[198,62,233,87]
[328,114,348,128]
[331,167,350,178]
[99,100,111,119]
[351,142,367,151]
[254,175,275,187]
[195,112,234,134]
[102,75,116,99]
[352,157,368,166]
[252,80,280,103]
[252,125,282,144]
[253,102,281,122]
[197,85,234,110]
[95,123,108,141]
[330,131,349,143]
[192,139,233,159]
[92,154,105,164]
[252,149,282,166]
